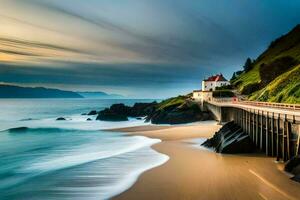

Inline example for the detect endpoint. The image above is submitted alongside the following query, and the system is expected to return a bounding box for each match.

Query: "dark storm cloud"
[1,0,300,97]
[31,0,242,64]
[0,62,200,85]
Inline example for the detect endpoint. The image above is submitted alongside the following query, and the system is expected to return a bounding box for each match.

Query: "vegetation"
[230,70,243,82]
[156,95,187,111]
[243,58,254,72]
[249,65,300,103]
[259,56,298,87]
[213,90,235,98]
[145,94,212,124]
[231,24,300,103]
[215,85,233,90]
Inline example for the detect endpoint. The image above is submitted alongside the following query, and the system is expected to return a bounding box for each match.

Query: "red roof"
[204,74,228,82]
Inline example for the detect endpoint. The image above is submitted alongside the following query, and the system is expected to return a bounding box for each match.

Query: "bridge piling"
[260,111,263,150]
[256,111,259,146]
[271,113,275,157]
[276,114,280,161]
[286,116,291,160]
[296,126,300,156]
[249,110,251,138]
[265,112,269,156]
[283,115,286,161]
[252,110,255,141]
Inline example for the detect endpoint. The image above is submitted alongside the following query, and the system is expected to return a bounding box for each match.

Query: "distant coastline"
[0,84,124,99]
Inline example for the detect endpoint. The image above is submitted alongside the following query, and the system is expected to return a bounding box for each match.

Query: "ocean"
[0,99,169,200]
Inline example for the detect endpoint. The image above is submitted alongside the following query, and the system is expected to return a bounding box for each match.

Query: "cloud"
[29,0,243,64]
[0,37,84,54]
[1,0,300,97]
[0,49,40,57]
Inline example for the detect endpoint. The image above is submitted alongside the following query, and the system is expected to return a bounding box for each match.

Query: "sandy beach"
[110,122,300,200]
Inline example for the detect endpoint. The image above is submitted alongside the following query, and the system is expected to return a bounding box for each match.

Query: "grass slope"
[157,95,187,110]
[232,24,300,103]
[249,65,300,103]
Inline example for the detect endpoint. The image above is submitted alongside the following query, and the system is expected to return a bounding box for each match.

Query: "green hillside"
[232,24,300,103]
[249,65,300,103]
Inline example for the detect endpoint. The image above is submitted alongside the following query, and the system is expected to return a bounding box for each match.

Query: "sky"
[0,0,300,98]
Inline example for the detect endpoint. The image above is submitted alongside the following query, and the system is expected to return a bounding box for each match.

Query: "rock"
[56,117,66,121]
[96,108,128,121]
[81,113,87,115]
[96,102,157,122]
[285,155,300,183]
[147,101,212,124]
[95,97,211,124]
[202,121,255,154]
[87,110,98,115]
[291,174,300,182]
[130,102,157,117]
[285,156,300,173]
[136,117,143,120]
[110,104,131,115]
[20,118,33,121]
[86,118,92,121]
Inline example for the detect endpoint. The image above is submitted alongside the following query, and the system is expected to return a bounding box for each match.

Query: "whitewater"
[0,99,168,200]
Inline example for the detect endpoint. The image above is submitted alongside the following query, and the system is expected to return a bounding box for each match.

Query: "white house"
[202,74,230,91]
[192,74,230,103]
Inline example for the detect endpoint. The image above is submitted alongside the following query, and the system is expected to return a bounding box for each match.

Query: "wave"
[2,126,164,175]
[20,136,161,174]
[0,127,168,200]
[4,126,89,134]
[19,118,35,121]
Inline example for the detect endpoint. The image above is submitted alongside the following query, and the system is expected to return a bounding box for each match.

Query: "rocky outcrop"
[96,108,128,121]
[96,102,157,122]
[56,117,66,121]
[95,96,212,124]
[285,156,300,183]
[146,100,212,124]
[202,121,255,153]
[130,102,157,117]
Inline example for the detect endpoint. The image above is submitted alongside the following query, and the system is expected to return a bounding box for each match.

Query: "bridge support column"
[296,124,300,156]
[283,115,286,161]
[252,110,255,141]
[266,112,269,156]
[256,111,259,147]
[271,113,275,157]
[286,116,291,161]
[276,114,280,161]
[260,111,263,150]
[248,110,251,135]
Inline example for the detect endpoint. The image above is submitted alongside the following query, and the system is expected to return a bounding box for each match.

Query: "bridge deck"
[206,101,300,122]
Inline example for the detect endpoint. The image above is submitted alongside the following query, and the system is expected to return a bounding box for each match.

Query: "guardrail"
[211,97,233,103]
[208,98,300,111]
[236,100,300,111]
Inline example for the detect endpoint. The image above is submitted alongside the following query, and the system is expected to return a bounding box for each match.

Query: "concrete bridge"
[200,98,300,161]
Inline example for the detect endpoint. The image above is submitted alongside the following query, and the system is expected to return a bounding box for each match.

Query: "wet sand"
[110,122,300,200]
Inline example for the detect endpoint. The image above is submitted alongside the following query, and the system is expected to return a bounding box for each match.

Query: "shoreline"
[108,122,300,200]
